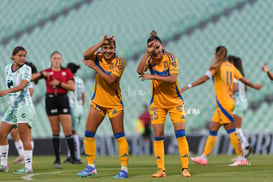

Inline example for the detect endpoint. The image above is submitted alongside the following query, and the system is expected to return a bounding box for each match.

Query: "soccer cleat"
[113,170,128,179]
[63,157,72,163]
[71,159,82,164]
[77,166,97,177]
[13,156,25,164]
[228,158,248,166]
[245,146,253,158]
[0,165,9,172]
[190,156,207,165]
[13,167,33,174]
[53,160,62,169]
[152,169,166,178]
[182,168,191,177]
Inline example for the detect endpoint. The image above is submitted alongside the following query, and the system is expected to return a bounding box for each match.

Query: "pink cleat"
[229,158,248,166]
[190,156,207,165]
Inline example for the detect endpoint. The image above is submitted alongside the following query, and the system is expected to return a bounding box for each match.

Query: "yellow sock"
[116,136,129,167]
[229,131,243,156]
[203,135,217,156]
[154,138,165,171]
[84,137,96,165]
[176,136,189,169]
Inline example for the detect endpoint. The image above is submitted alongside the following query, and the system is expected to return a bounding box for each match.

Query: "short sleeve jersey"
[91,51,126,108]
[43,68,74,94]
[145,49,184,108]
[5,64,33,108]
[233,79,248,104]
[68,75,85,107]
[206,62,243,107]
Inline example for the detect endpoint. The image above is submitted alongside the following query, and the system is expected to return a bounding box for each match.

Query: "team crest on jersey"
[117,65,123,71]
[172,60,177,67]
[110,63,114,69]
[62,72,67,76]
[163,61,168,68]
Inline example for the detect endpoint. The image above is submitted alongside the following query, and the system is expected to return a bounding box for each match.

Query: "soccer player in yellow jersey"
[181,46,263,166]
[77,35,128,178]
[137,31,191,178]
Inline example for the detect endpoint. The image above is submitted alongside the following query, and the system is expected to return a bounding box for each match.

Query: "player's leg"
[46,94,62,166]
[77,103,105,177]
[151,108,167,178]
[191,108,221,165]
[170,105,191,177]
[15,123,33,173]
[13,106,34,173]
[48,115,61,165]
[0,121,14,172]
[109,109,129,179]
[10,128,25,164]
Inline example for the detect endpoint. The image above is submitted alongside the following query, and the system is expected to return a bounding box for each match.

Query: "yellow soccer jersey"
[206,61,243,107]
[91,51,126,108]
[146,49,184,108]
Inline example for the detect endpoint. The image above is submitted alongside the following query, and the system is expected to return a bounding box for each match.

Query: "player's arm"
[140,73,177,84]
[262,63,273,80]
[82,92,85,105]
[29,87,34,96]
[137,52,149,74]
[31,71,49,81]
[239,77,263,90]
[0,80,28,97]
[49,79,75,91]
[181,75,210,92]
[83,59,119,85]
[137,41,155,74]
[83,35,114,60]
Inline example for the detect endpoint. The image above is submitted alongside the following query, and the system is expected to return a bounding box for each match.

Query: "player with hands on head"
[137,30,191,178]
[78,35,129,179]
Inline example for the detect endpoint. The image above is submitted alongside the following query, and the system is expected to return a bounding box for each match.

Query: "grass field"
[0,155,272,182]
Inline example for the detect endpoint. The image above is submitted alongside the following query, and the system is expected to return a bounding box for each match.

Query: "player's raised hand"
[262,63,269,72]
[102,35,114,45]
[146,40,155,55]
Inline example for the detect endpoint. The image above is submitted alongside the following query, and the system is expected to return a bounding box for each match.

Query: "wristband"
[58,81,62,87]
[40,71,44,78]
[188,84,192,88]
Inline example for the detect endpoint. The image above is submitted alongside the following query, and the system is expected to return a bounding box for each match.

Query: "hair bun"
[150,30,157,37]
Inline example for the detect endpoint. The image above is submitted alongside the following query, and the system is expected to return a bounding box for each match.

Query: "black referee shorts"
[45,93,71,116]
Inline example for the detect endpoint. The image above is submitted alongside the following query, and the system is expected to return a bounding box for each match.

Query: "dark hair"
[147,30,162,44]
[50,51,61,58]
[66,62,80,74]
[11,46,27,60]
[227,55,245,76]
[25,62,39,84]
[210,45,227,73]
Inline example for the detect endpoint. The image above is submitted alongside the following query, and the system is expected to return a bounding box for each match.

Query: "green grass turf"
[0,155,273,182]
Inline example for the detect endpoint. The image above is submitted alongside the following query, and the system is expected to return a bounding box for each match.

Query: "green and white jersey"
[5,64,33,108]
[68,75,84,108]
[233,79,248,104]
